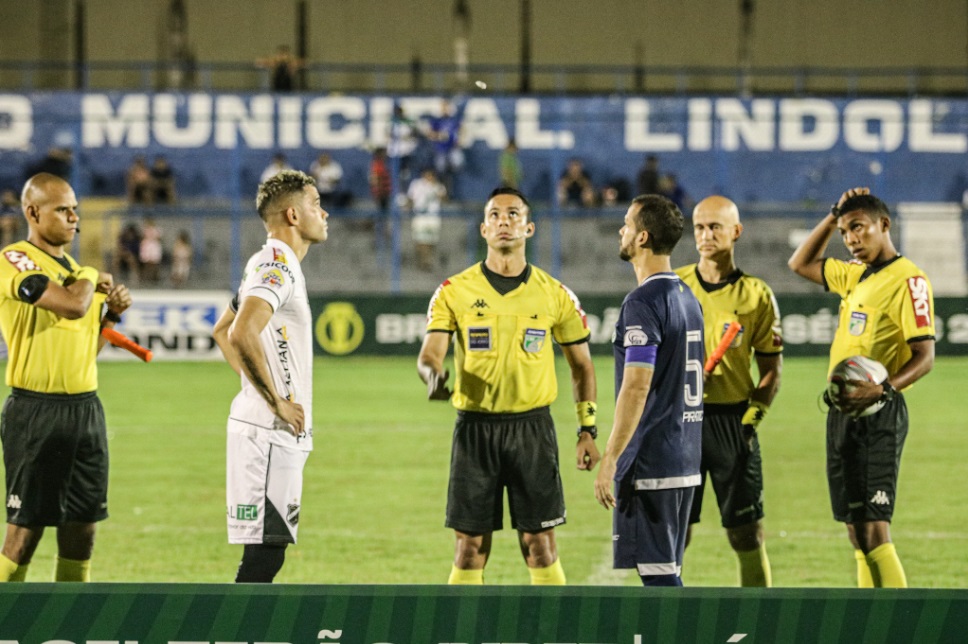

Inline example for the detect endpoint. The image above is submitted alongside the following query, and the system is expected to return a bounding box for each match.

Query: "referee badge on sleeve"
[523,328,547,353]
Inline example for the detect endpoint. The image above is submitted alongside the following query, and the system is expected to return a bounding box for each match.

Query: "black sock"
[235,544,287,583]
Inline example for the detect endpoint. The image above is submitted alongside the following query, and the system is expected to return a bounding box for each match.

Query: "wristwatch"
[879,381,896,403]
[577,426,598,440]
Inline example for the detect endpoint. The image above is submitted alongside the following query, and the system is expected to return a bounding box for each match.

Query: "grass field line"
[578,540,630,586]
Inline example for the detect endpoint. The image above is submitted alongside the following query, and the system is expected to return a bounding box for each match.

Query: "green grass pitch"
[1,356,965,587]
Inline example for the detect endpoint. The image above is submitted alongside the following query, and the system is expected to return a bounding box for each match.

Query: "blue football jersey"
[613,272,705,489]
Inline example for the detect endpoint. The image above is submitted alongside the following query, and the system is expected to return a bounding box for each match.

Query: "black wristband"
[577,426,598,440]
[103,310,122,324]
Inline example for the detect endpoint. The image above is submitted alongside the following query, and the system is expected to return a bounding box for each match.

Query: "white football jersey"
[228,239,314,452]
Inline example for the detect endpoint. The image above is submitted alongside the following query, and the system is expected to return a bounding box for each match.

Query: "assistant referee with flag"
[0,173,131,582]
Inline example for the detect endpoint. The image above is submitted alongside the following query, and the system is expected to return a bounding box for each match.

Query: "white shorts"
[226,419,310,545]
[411,214,442,244]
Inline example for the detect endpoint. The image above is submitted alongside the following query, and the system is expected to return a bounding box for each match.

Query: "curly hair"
[255,170,316,220]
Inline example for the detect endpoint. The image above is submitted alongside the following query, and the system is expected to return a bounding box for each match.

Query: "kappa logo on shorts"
[870,490,891,505]
[287,503,300,527]
[6,495,21,509]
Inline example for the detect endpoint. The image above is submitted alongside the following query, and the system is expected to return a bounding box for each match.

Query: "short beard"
[619,247,632,262]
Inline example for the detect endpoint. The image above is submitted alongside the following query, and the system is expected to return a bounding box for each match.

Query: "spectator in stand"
[260,153,292,184]
[256,45,304,92]
[499,138,523,189]
[139,218,164,284]
[388,104,419,184]
[113,222,141,285]
[428,100,465,198]
[557,158,595,207]
[659,173,693,213]
[0,189,20,247]
[635,155,660,196]
[370,148,392,213]
[171,230,193,288]
[127,156,152,205]
[407,168,446,271]
[26,148,73,182]
[150,156,177,204]
[309,153,349,208]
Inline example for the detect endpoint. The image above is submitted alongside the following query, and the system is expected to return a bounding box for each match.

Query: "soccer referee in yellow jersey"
[675,196,782,587]
[418,187,599,585]
[789,187,935,588]
[0,174,132,583]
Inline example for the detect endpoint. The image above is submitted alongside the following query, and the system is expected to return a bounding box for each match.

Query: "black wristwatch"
[577,426,598,440]
[879,381,896,403]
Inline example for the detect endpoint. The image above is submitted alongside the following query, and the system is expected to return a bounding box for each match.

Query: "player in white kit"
[213,170,328,582]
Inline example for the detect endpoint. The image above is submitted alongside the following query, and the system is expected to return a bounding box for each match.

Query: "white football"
[827,355,889,417]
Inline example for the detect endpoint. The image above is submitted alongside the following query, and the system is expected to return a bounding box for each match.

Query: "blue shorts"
[613,481,694,577]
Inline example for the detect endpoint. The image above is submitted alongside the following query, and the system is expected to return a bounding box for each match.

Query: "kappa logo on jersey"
[3,250,39,273]
[907,276,931,328]
[471,298,489,309]
[624,325,648,346]
[262,268,285,287]
[272,247,288,264]
[870,490,891,505]
[6,495,21,509]
[287,503,300,527]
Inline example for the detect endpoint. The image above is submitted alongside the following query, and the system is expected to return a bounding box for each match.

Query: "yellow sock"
[55,556,91,582]
[528,559,566,585]
[0,554,21,582]
[448,565,483,585]
[866,543,907,588]
[854,549,874,588]
[736,544,772,587]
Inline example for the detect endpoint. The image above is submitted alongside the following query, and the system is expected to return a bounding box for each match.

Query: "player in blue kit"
[594,194,705,587]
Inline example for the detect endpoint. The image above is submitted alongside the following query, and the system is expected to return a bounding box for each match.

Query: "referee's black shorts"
[1,388,109,526]
[689,402,765,529]
[827,394,908,524]
[446,406,565,534]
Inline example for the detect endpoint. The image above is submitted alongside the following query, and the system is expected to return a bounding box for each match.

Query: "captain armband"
[741,400,769,430]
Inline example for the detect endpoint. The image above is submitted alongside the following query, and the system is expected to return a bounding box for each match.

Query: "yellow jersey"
[823,255,935,379]
[0,241,105,393]
[676,265,783,405]
[426,262,590,413]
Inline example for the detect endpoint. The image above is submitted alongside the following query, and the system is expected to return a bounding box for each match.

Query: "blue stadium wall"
[2,93,968,203]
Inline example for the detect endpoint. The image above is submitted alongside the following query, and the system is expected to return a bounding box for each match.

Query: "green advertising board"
[0,584,965,643]
[310,296,968,357]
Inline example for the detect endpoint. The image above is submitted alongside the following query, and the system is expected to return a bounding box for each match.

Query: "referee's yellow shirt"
[426,263,590,413]
[676,265,783,404]
[823,256,935,379]
[0,241,105,393]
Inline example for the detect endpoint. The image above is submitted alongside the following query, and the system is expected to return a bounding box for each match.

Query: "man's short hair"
[488,186,532,220]
[630,194,684,255]
[256,170,315,220]
[838,193,891,221]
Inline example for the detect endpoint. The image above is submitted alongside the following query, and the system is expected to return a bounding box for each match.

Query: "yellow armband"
[576,401,597,428]
[741,400,769,429]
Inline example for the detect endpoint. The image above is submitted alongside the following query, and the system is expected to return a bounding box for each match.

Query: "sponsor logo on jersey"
[468,326,492,351]
[272,247,288,264]
[682,410,704,422]
[540,516,565,529]
[523,328,546,353]
[6,494,21,509]
[287,503,300,526]
[3,250,39,272]
[723,322,744,348]
[276,324,294,398]
[870,490,891,505]
[624,325,648,346]
[907,276,931,328]
[849,311,867,336]
[426,280,449,322]
[262,268,285,287]
[560,283,588,328]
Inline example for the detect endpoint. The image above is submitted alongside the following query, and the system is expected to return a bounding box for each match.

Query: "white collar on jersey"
[638,272,678,287]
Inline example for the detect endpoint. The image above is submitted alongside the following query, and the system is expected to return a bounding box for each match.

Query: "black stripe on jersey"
[26,241,73,273]
[559,336,590,347]
[18,274,50,304]
[908,335,935,344]
[481,261,531,296]
[859,254,903,283]
[692,266,743,293]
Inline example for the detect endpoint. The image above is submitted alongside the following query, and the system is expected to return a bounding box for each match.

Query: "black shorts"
[1,388,109,526]
[446,406,565,534]
[827,394,908,523]
[689,403,764,529]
